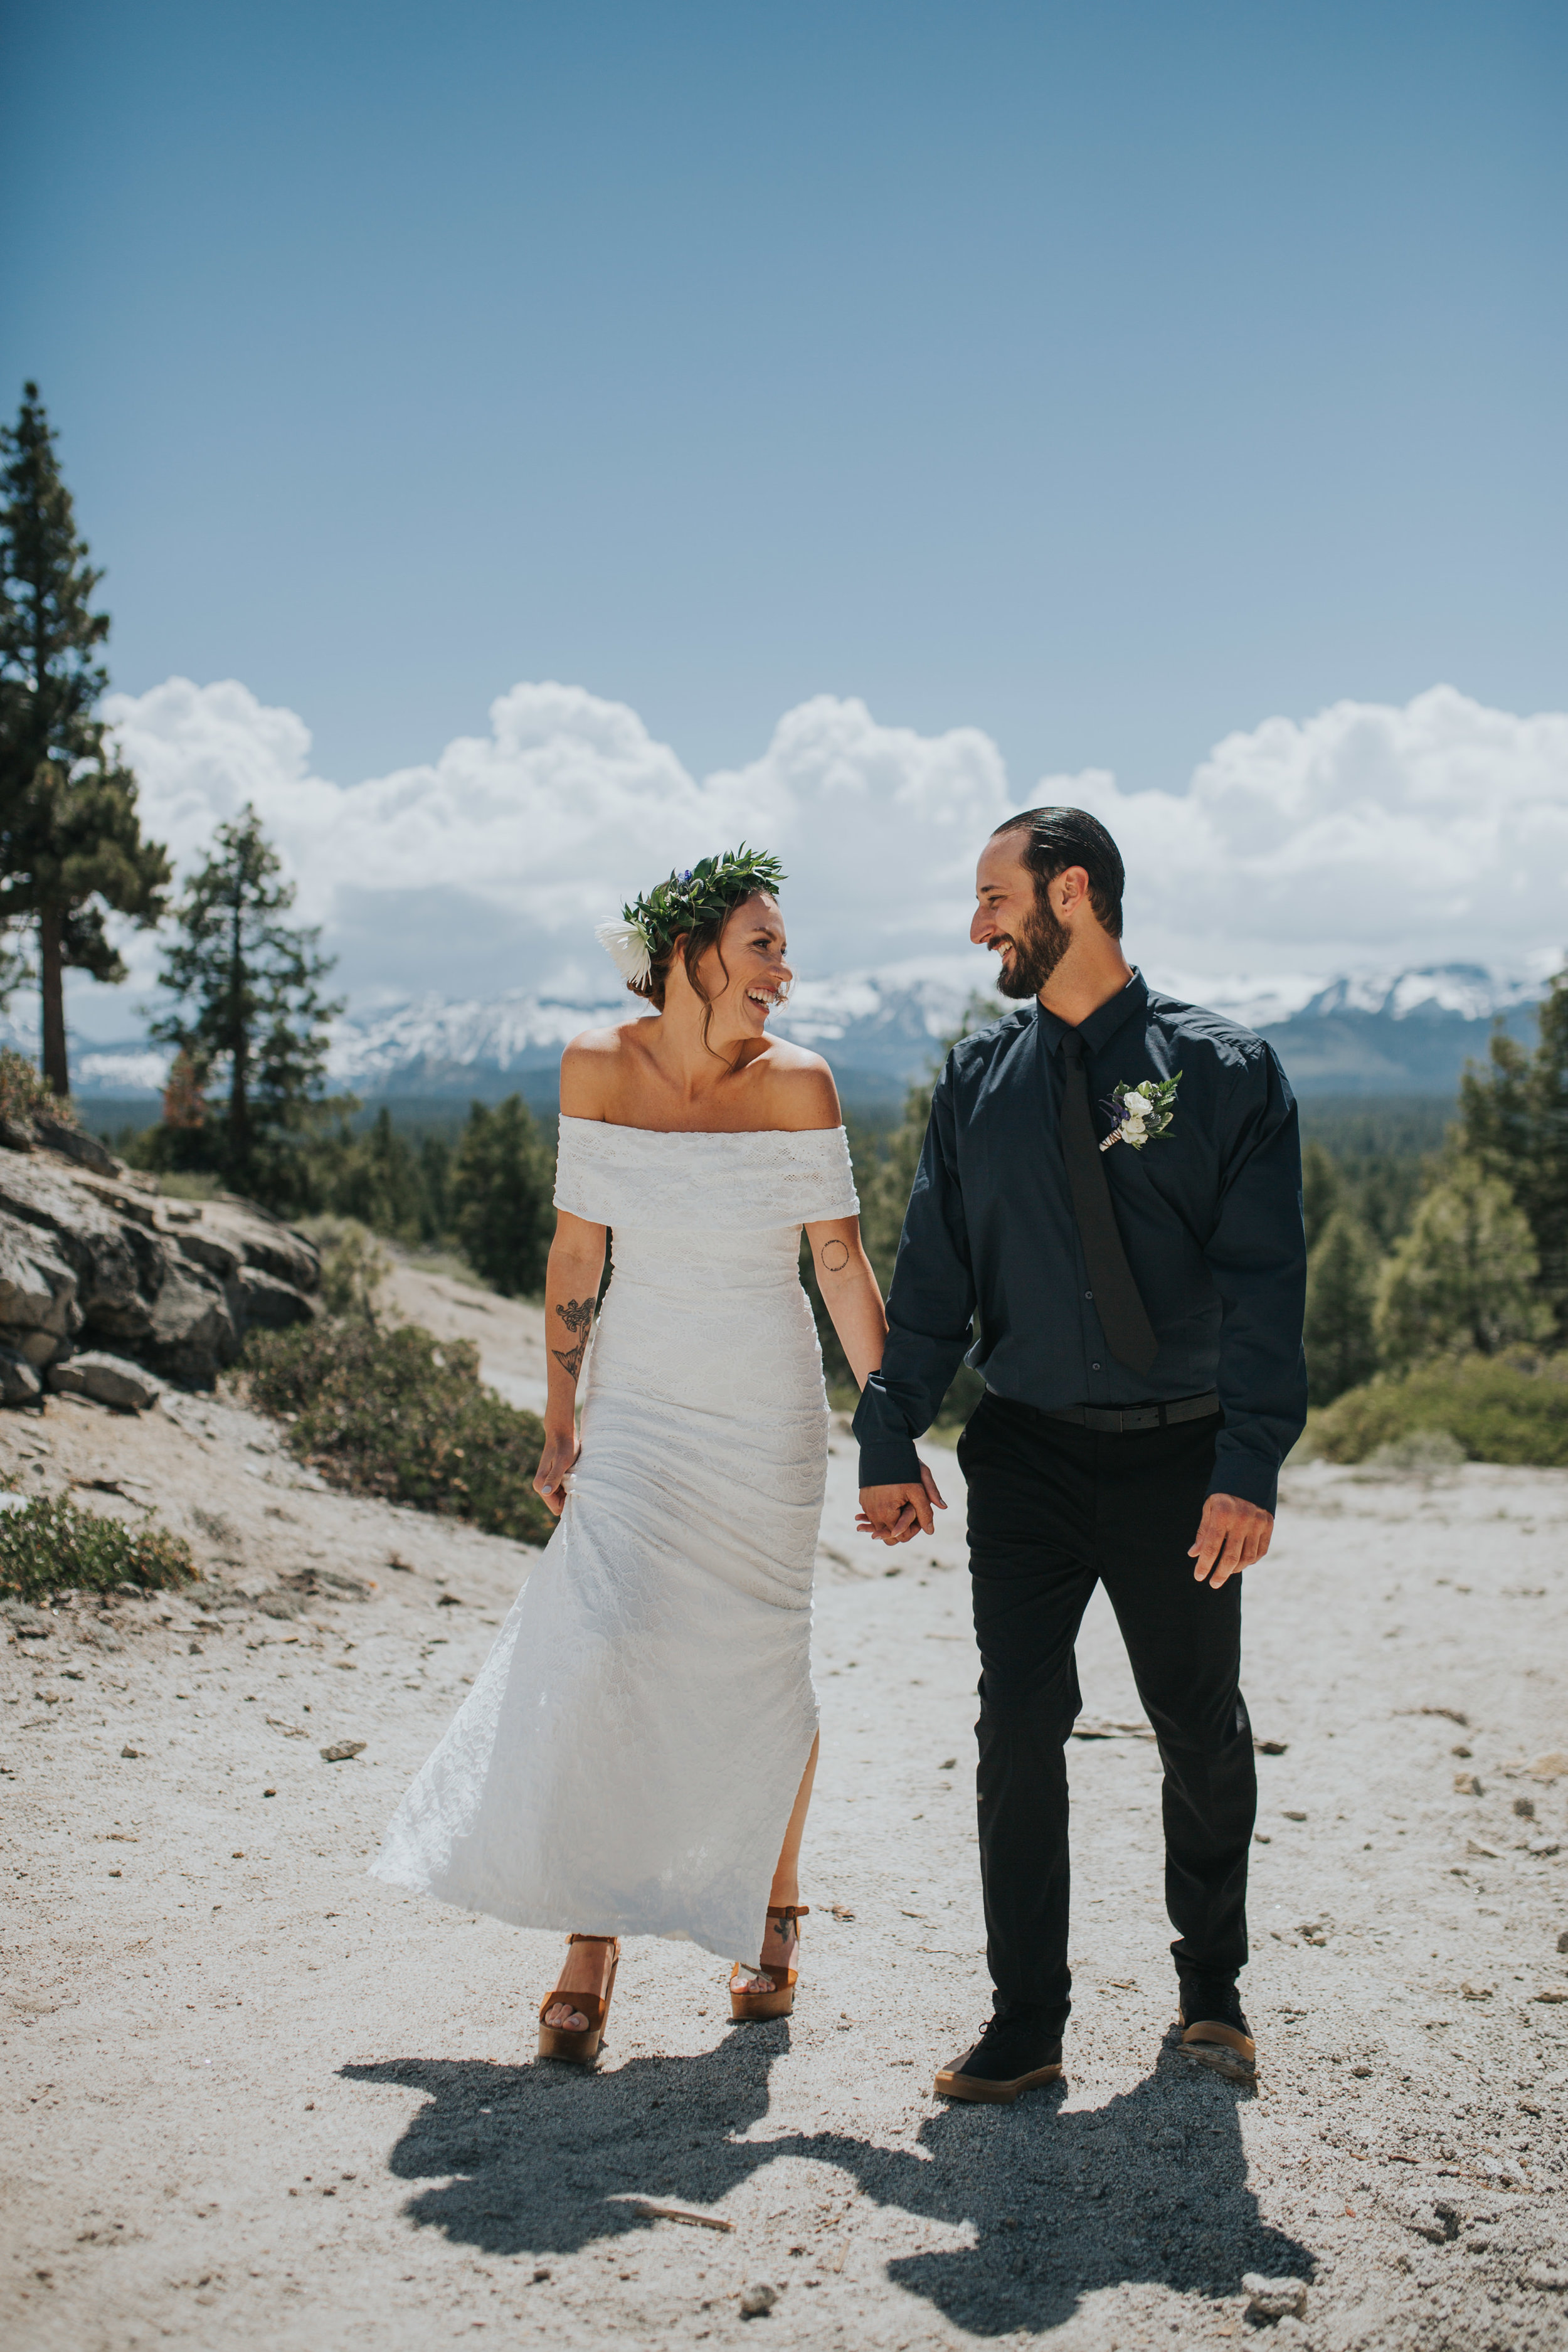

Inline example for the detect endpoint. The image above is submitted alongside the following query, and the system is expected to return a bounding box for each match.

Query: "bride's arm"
[804,1214,887,1392]
[532,1209,608,1515]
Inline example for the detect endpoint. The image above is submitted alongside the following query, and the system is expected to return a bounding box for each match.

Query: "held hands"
[856,1464,948,1546]
[857,1468,1268,1577]
[532,1420,581,1517]
[1189,1491,1273,1587]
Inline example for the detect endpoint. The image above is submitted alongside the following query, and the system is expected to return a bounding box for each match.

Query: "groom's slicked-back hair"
[991,807,1126,938]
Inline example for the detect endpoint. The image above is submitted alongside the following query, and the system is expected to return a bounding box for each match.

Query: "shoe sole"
[934,2060,1063,2105]
[1179,2019,1256,2080]
[537,2026,605,2065]
[729,1989,793,2021]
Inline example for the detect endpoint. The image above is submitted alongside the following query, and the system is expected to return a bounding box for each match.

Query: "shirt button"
[1084,1289,1093,1300]
[1091,1361,1101,1372]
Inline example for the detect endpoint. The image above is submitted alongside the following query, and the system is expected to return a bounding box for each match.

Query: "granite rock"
[0,1135,320,1396]
[46,1351,164,1411]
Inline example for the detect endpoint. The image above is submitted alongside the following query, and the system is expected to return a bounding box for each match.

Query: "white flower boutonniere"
[1100,1072,1181,1153]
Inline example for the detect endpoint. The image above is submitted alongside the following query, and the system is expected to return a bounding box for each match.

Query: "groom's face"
[972,836,1071,999]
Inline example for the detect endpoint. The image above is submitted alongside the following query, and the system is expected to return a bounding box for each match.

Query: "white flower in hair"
[595,917,652,986]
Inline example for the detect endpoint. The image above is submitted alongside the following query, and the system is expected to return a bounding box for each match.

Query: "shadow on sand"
[345,2025,1310,2335]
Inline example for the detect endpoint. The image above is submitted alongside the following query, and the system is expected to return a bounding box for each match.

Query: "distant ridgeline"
[34,960,1553,1125]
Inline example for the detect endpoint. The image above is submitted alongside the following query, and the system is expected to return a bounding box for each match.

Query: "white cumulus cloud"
[1069,685,1568,982]
[103,677,1014,1004]
[90,674,1568,1027]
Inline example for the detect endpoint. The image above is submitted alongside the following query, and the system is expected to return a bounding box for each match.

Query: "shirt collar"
[1035,967,1149,1058]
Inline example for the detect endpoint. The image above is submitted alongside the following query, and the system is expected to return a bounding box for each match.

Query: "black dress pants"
[956,1392,1257,2029]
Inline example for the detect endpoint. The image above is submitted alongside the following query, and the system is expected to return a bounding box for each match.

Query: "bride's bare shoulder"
[560,1017,655,1117]
[759,1041,842,1131]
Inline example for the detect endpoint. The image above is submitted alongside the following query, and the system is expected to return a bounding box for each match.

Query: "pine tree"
[0,384,169,1093]
[1300,1142,1342,1253]
[151,805,341,1195]
[1302,1207,1379,1404]
[1374,1158,1552,1370]
[318,1106,450,1245]
[449,1096,551,1296]
[1458,969,1568,1342]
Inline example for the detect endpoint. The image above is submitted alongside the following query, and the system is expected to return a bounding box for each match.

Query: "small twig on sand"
[612,2197,735,2233]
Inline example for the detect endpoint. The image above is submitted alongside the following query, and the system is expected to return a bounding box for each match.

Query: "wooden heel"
[729,1905,807,2023]
[538,1934,620,2066]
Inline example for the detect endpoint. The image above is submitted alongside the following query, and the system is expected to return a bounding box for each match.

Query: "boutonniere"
[1100,1072,1181,1152]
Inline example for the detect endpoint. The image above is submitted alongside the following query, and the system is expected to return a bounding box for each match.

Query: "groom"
[856,807,1306,2101]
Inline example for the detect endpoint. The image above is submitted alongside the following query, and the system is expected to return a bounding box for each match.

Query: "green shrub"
[1303,1351,1568,1468]
[301,1216,391,1322]
[0,1047,73,1127]
[0,1494,197,1603]
[1362,1430,1467,1473]
[243,1318,554,1544]
[151,1170,224,1203]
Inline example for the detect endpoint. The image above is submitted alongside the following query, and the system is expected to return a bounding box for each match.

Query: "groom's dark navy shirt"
[854,971,1308,1513]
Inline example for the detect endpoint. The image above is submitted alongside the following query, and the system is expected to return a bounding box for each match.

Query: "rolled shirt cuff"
[857,1436,924,1490]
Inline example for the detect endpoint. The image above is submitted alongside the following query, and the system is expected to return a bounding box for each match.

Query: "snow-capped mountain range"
[26,958,1555,1110]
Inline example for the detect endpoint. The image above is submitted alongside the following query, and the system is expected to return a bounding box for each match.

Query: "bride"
[372,848,892,2063]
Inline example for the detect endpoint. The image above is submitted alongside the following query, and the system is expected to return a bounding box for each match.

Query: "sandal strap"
[567,1932,620,1948]
[764,1905,808,1921]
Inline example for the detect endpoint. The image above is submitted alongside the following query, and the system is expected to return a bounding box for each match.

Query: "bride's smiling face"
[688,892,793,1039]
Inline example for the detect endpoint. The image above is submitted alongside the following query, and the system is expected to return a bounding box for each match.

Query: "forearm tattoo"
[818,1238,850,1274]
[552,1296,594,1380]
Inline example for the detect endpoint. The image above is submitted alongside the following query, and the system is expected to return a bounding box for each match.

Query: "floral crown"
[595,845,787,987]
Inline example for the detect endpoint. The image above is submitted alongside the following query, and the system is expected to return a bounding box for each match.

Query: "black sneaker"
[1176,1973,1256,2077]
[935,2016,1064,2105]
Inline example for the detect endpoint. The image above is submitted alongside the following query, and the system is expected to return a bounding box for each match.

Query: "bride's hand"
[532,1421,581,1517]
[856,1463,947,1544]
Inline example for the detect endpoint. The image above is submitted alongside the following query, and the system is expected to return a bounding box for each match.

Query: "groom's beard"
[993,896,1071,999]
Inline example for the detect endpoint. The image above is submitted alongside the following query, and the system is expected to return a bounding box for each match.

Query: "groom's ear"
[1052,865,1094,921]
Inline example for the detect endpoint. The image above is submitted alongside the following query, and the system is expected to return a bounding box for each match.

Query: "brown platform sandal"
[729,1905,808,2021]
[538,1933,620,2065]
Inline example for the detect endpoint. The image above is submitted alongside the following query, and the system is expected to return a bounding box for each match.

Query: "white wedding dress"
[371,1117,858,1963]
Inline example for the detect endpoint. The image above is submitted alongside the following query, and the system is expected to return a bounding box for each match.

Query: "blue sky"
[5,0,1563,808]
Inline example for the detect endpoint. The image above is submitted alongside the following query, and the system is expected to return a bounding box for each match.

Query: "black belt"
[1024,1391,1221,1435]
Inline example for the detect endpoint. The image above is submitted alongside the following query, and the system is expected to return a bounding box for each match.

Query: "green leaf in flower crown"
[619,843,787,951]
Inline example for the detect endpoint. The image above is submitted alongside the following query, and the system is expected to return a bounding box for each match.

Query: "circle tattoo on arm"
[819,1239,850,1273]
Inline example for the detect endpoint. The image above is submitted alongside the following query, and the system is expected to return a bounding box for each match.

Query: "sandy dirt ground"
[3,1274,1567,2351]
[377,1255,551,1415]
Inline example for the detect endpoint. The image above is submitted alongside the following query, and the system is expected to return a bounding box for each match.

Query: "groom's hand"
[1189,1492,1273,1588]
[857,1465,947,1545]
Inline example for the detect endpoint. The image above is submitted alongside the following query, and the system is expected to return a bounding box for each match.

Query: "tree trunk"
[38,906,69,1098]
[228,894,248,1179]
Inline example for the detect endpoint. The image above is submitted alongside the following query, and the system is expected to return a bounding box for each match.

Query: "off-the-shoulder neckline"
[558,1115,847,1140]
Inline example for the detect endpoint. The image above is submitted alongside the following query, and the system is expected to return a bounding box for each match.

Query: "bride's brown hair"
[626,911,728,1013]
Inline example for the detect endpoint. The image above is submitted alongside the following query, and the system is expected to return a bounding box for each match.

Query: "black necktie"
[1058,1029,1159,1376]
